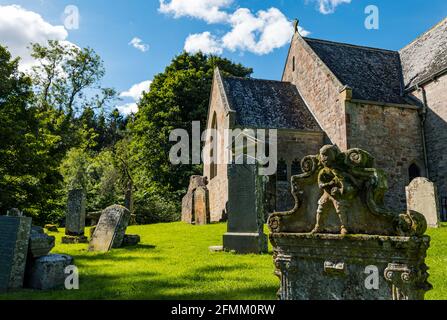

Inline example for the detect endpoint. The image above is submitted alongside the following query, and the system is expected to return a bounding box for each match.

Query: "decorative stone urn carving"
[268,145,432,300]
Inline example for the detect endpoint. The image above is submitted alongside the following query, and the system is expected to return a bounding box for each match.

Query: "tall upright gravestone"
[89,205,131,252]
[269,145,432,300]
[406,178,440,228]
[223,164,268,254]
[62,189,88,244]
[0,216,32,291]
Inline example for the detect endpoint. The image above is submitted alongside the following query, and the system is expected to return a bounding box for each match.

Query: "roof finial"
[293,19,299,33]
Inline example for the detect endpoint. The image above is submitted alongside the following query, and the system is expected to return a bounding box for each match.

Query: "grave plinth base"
[61,235,88,244]
[223,232,267,254]
[270,233,432,300]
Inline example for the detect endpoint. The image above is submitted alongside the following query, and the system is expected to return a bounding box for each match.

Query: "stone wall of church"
[273,130,324,212]
[345,101,425,211]
[282,34,347,149]
[204,77,230,222]
[410,74,447,214]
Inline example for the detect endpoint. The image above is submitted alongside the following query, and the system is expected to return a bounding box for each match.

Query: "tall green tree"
[129,52,252,221]
[0,45,63,221]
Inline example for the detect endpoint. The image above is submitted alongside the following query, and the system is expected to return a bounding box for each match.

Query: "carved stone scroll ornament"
[268,145,427,236]
[384,263,432,300]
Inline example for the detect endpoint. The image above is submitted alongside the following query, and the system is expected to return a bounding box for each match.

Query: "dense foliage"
[0,43,252,224]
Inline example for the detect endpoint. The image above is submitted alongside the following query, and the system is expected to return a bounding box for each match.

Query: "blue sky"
[0,0,446,113]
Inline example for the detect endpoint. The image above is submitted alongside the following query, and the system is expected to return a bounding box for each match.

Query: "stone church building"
[202,17,447,223]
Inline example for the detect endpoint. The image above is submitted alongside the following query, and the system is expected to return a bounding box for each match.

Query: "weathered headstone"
[62,189,88,244]
[26,254,73,290]
[182,176,210,224]
[89,205,131,252]
[406,177,440,228]
[269,145,432,300]
[194,187,210,225]
[223,164,268,254]
[0,216,32,291]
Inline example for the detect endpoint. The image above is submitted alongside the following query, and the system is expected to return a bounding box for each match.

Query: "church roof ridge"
[303,37,398,54]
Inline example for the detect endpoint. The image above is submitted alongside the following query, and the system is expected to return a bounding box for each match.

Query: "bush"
[134,192,180,224]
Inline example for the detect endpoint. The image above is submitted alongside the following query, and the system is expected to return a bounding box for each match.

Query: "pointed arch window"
[210,112,218,180]
[409,163,421,182]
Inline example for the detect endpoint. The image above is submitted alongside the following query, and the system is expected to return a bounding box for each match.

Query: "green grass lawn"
[1,222,446,300]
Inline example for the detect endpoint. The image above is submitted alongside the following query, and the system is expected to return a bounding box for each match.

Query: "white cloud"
[184,32,223,54]
[222,8,309,55]
[0,5,69,71]
[159,0,232,24]
[120,80,152,101]
[311,0,352,14]
[161,2,310,56]
[129,37,150,52]
[118,80,152,115]
[117,103,139,115]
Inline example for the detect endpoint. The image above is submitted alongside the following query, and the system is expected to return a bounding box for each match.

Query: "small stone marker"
[89,205,131,252]
[62,189,88,244]
[122,234,140,247]
[0,216,32,291]
[28,226,55,259]
[406,177,440,228]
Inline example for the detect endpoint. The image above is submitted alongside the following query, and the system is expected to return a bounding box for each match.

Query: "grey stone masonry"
[0,216,32,291]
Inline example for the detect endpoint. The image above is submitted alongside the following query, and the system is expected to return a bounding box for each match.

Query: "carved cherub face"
[320,145,339,167]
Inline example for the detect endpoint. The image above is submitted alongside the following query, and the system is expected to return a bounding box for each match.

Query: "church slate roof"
[221,76,321,131]
[399,17,447,90]
[304,37,408,105]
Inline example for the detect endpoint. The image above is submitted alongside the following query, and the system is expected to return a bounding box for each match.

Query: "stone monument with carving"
[268,145,432,300]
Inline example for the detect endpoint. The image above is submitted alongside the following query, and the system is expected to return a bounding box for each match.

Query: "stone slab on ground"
[122,234,141,247]
[26,254,74,290]
[0,216,32,291]
[61,235,89,244]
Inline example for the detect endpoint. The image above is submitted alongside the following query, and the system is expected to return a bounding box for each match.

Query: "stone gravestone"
[406,178,440,228]
[268,145,432,300]
[182,176,210,225]
[0,216,32,291]
[194,186,210,225]
[223,164,268,254]
[62,189,88,244]
[89,205,131,252]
